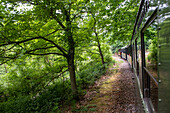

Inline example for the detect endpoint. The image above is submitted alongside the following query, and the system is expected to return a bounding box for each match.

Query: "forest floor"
[63,55,144,113]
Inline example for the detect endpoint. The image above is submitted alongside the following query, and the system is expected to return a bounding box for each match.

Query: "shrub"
[148,37,158,64]
[77,62,106,89]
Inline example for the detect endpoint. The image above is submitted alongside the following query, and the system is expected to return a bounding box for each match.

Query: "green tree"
[0,0,92,99]
[0,0,140,101]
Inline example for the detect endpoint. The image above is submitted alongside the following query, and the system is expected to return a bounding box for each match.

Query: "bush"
[0,78,72,113]
[148,37,157,64]
[104,53,113,63]
[0,52,114,112]
[77,62,106,89]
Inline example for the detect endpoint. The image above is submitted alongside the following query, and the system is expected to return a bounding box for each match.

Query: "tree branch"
[0,36,68,57]
[55,17,66,29]
[26,46,56,53]
[40,37,68,57]
[0,60,9,66]
[45,69,68,87]
[0,36,43,47]
[90,12,96,30]
[45,29,63,37]
[0,55,18,65]
[86,49,100,55]
[26,52,64,56]
[1,45,15,51]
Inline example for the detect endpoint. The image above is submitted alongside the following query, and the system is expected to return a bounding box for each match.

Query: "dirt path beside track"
[64,56,144,113]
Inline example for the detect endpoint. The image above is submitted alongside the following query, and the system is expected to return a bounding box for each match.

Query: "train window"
[145,24,158,112]
[141,8,158,112]
[135,38,140,76]
[144,23,158,80]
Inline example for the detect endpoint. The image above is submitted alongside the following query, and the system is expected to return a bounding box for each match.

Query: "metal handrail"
[143,67,158,87]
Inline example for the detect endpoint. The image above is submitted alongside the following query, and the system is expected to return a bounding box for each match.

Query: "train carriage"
[120,46,128,60]
[119,0,170,112]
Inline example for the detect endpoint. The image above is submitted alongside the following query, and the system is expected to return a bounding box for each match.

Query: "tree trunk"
[67,53,78,100]
[66,12,78,99]
[95,32,105,65]
[67,34,78,100]
[91,12,105,65]
[97,40,105,65]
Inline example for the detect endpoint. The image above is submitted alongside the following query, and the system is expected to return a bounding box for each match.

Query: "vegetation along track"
[64,56,144,113]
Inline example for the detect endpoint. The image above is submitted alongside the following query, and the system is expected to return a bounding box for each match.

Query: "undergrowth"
[0,56,115,113]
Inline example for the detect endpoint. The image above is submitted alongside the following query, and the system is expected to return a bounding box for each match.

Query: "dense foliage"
[146,25,158,64]
[0,0,140,112]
